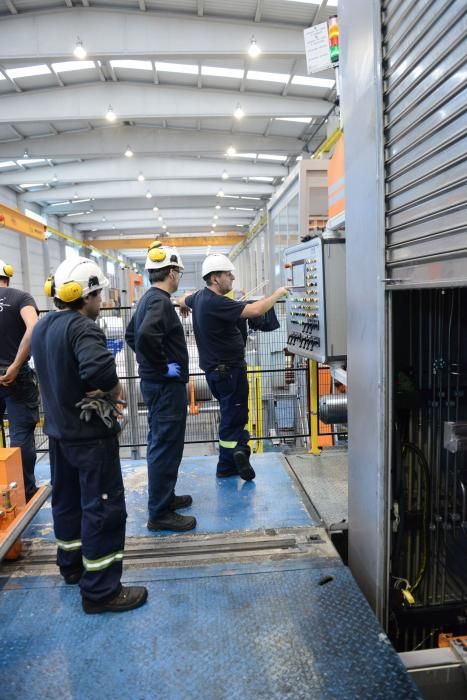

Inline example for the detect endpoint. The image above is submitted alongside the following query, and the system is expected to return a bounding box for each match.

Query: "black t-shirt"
[185,288,246,372]
[31,310,120,441]
[0,287,38,368]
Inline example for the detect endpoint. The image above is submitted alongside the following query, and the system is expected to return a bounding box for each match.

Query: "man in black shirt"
[179,254,288,481]
[126,241,195,533]
[0,258,39,501]
[32,257,147,614]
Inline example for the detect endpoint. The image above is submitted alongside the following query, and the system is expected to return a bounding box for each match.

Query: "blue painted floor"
[0,559,420,700]
[26,453,314,540]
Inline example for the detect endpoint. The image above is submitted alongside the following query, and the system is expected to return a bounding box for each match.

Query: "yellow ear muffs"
[148,241,167,263]
[57,280,83,303]
[44,275,55,297]
[2,264,14,277]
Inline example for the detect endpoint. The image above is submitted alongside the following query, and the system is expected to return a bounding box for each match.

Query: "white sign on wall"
[304,22,332,74]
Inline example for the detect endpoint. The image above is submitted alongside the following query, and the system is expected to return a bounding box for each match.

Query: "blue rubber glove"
[165,362,181,378]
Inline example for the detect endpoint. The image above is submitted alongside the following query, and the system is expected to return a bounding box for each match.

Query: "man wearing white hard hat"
[126,242,196,533]
[0,258,39,501]
[179,253,288,480]
[32,257,147,614]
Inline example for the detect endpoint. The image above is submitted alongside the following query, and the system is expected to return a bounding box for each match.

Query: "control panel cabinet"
[285,238,346,363]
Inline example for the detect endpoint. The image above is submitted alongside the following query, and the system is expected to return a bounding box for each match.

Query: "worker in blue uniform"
[179,254,288,480]
[125,241,196,532]
[32,257,147,614]
[0,259,39,501]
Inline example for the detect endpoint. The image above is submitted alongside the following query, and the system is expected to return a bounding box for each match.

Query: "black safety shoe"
[233,450,256,481]
[63,566,84,585]
[147,511,197,532]
[82,586,148,614]
[168,494,193,510]
[216,467,239,478]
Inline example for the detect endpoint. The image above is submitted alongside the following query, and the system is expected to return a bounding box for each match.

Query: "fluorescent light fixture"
[283,0,337,4]
[217,189,225,197]
[52,60,95,73]
[236,224,245,227]
[73,37,87,60]
[112,225,116,229]
[73,198,91,204]
[153,206,159,212]
[0,161,16,168]
[6,65,51,79]
[19,183,46,188]
[249,176,274,182]
[215,204,221,210]
[158,216,163,222]
[52,173,58,181]
[275,116,313,123]
[50,201,70,206]
[137,172,145,182]
[221,170,229,180]
[212,223,217,227]
[110,60,152,71]
[162,225,167,229]
[155,61,198,75]
[210,230,215,234]
[102,217,107,222]
[124,146,134,158]
[234,153,257,159]
[292,75,335,88]
[233,104,245,120]
[257,154,288,161]
[223,194,240,199]
[201,66,244,79]
[145,191,152,199]
[296,155,303,161]
[241,196,261,200]
[106,105,117,122]
[248,36,261,58]
[17,158,46,165]
[226,145,236,157]
[213,215,218,220]
[247,70,290,83]
[229,206,255,211]
[65,211,86,217]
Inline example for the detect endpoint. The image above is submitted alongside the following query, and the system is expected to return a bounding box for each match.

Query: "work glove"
[75,395,126,429]
[165,362,181,379]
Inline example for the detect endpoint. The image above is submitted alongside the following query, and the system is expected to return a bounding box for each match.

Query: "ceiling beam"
[0,9,305,62]
[88,236,243,249]
[76,218,252,232]
[46,208,256,222]
[0,156,286,186]
[0,83,328,124]
[19,180,274,202]
[0,125,303,159]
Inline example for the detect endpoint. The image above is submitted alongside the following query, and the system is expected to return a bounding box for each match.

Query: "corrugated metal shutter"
[383,0,467,285]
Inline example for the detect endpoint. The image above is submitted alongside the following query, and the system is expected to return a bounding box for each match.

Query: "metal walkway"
[0,453,421,700]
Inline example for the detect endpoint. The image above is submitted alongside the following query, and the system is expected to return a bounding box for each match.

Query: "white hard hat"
[44,256,109,302]
[145,241,184,271]
[0,259,14,278]
[202,253,235,279]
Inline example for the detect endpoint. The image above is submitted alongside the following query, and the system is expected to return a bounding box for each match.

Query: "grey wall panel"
[383,0,467,282]
[340,0,388,619]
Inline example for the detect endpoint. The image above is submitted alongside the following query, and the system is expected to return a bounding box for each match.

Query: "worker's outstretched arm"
[239,287,289,319]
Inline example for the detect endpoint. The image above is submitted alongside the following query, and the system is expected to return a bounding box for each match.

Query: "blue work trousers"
[140,380,187,520]
[0,366,39,500]
[49,436,127,602]
[206,365,250,474]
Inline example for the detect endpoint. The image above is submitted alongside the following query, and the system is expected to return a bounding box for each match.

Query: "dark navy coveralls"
[185,288,250,475]
[0,287,39,500]
[125,287,189,520]
[31,310,126,602]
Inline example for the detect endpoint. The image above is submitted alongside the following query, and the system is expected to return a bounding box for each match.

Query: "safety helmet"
[44,256,109,302]
[145,241,184,271]
[0,259,14,278]
[201,253,235,279]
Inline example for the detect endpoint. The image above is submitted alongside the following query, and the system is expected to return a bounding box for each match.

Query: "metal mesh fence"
[3,301,311,454]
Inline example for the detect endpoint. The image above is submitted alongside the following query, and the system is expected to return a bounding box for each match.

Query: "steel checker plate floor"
[25,453,314,540]
[0,559,420,700]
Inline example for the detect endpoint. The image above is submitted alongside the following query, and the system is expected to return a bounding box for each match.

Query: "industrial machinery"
[284,238,346,364]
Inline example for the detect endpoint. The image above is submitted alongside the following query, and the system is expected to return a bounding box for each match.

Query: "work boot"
[168,494,193,510]
[62,565,85,585]
[216,467,239,478]
[147,511,197,532]
[82,586,148,614]
[233,450,256,481]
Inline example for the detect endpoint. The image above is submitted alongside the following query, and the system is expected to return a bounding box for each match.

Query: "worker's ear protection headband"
[147,241,166,263]
[44,274,100,302]
[1,263,14,277]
